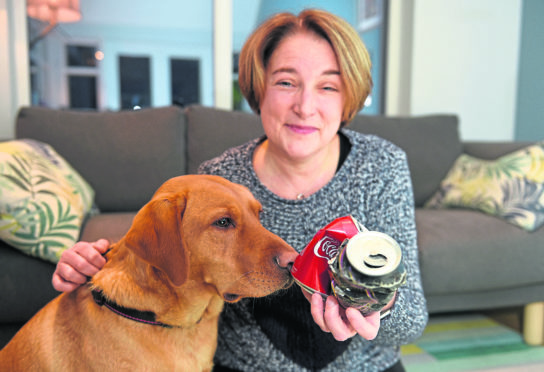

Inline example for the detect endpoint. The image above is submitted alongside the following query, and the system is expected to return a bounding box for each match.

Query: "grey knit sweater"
[198,129,428,372]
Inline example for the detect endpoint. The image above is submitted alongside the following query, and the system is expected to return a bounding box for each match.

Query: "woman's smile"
[286,123,318,135]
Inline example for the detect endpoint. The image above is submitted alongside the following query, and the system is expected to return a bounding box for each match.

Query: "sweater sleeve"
[358,145,428,346]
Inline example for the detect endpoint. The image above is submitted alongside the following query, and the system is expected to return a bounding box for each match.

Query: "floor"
[452,306,544,372]
[404,306,544,372]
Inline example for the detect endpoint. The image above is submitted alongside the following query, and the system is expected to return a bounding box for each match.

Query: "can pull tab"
[345,233,402,276]
[364,253,388,269]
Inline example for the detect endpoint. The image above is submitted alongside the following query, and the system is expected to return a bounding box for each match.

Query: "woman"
[53,9,427,371]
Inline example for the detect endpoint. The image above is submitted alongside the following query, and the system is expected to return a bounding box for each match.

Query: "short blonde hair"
[238,9,373,126]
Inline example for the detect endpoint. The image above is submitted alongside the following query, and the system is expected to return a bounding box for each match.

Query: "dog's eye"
[213,217,234,229]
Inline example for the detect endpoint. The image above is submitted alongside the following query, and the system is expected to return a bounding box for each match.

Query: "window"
[67,45,97,68]
[170,58,200,107]
[65,43,101,110]
[119,56,151,110]
[357,0,388,114]
[69,76,97,109]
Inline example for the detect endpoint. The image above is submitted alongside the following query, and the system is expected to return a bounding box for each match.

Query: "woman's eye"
[277,81,293,87]
[213,217,235,228]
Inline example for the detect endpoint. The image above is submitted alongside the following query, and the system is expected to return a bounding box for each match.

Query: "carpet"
[401,313,544,372]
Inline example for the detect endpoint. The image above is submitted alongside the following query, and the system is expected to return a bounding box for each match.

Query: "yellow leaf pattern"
[0,140,95,263]
[425,142,544,232]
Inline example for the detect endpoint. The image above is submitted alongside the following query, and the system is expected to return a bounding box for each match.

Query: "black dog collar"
[91,289,175,329]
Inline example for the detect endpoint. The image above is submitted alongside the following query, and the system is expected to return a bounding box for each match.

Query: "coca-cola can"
[291,215,406,314]
[328,231,406,314]
[291,215,366,296]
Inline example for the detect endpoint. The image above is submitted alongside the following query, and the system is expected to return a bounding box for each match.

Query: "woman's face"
[259,31,345,162]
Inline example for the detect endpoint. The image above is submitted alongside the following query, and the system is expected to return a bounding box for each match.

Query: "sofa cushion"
[185,105,264,174]
[416,208,544,296]
[0,140,95,263]
[463,141,534,159]
[349,114,462,207]
[16,106,186,212]
[79,212,136,243]
[0,240,57,323]
[425,142,544,232]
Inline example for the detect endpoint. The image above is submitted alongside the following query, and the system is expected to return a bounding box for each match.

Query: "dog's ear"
[123,194,188,287]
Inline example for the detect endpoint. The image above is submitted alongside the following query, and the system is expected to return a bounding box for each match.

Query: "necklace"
[294,181,321,200]
[290,164,335,200]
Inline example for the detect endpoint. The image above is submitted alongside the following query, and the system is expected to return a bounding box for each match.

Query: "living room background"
[1,0,542,142]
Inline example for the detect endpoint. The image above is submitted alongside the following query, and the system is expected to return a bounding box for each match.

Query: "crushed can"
[291,215,407,315]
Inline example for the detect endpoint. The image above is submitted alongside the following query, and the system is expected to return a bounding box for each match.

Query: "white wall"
[388,0,522,141]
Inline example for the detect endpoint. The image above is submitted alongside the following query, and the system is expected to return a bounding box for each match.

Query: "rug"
[401,313,544,372]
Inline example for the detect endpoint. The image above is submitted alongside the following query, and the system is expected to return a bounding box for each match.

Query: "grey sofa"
[1,105,542,348]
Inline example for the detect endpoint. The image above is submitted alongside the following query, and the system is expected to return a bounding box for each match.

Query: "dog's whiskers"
[228,270,256,286]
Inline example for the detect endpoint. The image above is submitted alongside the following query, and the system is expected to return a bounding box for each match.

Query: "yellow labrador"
[0,175,298,371]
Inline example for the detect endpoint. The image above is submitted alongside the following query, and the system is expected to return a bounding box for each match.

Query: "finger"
[324,296,356,341]
[300,288,313,303]
[346,308,381,340]
[72,241,108,269]
[92,239,110,254]
[68,242,106,276]
[55,261,92,285]
[310,293,330,332]
[56,250,100,283]
[51,272,83,293]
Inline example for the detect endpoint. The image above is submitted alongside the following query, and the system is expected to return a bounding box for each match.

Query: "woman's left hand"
[306,291,381,341]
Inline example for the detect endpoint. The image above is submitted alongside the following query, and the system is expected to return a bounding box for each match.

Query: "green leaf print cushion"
[0,140,95,263]
[425,142,544,232]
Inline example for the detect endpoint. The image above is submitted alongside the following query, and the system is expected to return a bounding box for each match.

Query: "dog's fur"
[0,175,298,371]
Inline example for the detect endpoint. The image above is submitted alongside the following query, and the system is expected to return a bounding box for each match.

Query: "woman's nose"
[293,88,316,119]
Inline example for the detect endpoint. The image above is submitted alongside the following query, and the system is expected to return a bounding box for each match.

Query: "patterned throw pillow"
[0,139,95,263]
[425,142,544,232]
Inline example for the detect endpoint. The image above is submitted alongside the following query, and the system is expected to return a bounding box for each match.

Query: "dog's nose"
[275,251,299,270]
[286,261,294,272]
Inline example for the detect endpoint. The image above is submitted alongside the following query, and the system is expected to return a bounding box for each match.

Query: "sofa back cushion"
[185,105,264,174]
[463,141,534,159]
[349,114,462,207]
[16,106,186,212]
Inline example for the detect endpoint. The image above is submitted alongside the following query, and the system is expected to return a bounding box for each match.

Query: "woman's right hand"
[52,239,110,292]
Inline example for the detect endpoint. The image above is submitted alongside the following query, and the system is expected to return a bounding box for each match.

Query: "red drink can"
[291,215,365,296]
[291,215,406,314]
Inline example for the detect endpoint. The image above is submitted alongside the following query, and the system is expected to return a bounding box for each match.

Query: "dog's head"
[123,175,298,302]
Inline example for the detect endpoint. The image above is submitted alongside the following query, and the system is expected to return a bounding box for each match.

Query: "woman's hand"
[52,239,110,292]
[303,290,381,341]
